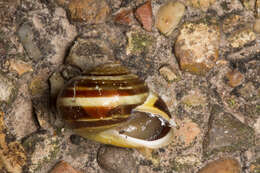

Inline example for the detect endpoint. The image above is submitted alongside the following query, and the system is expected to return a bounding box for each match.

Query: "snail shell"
[57,63,175,148]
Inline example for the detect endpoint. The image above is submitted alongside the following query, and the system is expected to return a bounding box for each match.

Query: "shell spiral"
[57,63,175,148]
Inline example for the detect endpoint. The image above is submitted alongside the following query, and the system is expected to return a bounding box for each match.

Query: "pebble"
[9,59,33,76]
[225,70,244,88]
[0,73,15,103]
[181,89,207,106]
[174,119,201,147]
[135,0,153,32]
[50,161,82,173]
[198,158,241,173]
[204,104,255,154]
[174,22,220,75]
[114,8,135,25]
[159,65,178,82]
[5,76,38,140]
[66,37,114,71]
[29,69,50,97]
[188,0,216,11]
[97,146,138,173]
[17,24,42,61]
[228,28,256,49]
[68,0,110,24]
[253,18,260,33]
[155,1,185,36]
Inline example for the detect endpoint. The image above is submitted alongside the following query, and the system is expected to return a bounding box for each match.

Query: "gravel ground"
[0,0,259,173]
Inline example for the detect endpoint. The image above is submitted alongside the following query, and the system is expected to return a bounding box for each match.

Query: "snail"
[56,63,176,148]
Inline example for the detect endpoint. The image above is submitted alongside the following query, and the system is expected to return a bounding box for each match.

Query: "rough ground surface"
[0,0,259,173]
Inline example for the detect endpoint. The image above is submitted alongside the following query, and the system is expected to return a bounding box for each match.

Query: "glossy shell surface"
[57,63,175,148]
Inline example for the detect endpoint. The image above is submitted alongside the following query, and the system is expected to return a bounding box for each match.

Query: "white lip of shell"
[110,126,174,148]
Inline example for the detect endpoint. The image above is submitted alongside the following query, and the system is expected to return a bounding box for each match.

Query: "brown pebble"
[198,158,241,173]
[68,0,110,24]
[135,1,153,31]
[9,59,33,76]
[226,70,244,88]
[50,161,82,173]
[114,9,134,25]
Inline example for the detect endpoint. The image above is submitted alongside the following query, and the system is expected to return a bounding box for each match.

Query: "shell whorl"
[57,63,149,131]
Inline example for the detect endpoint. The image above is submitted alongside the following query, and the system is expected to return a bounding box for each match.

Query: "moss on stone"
[127,31,154,55]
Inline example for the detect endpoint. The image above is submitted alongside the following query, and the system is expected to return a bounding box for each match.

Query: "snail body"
[57,63,175,148]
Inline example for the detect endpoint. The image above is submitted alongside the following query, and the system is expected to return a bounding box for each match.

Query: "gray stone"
[5,75,38,140]
[18,24,42,61]
[97,146,138,173]
[66,38,115,72]
[203,104,255,155]
[18,7,77,64]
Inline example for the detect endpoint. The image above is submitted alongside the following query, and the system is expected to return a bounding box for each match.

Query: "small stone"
[126,31,155,55]
[204,105,255,154]
[50,161,82,173]
[182,89,207,106]
[9,59,33,76]
[5,77,38,140]
[114,9,135,25]
[174,119,201,147]
[159,65,178,82]
[135,0,153,32]
[189,0,216,11]
[30,70,49,97]
[48,8,77,64]
[155,1,185,36]
[68,0,110,24]
[97,146,137,173]
[66,38,114,71]
[174,22,220,75]
[253,18,260,33]
[228,28,256,49]
[225,70,244,88]
[17,24,42,61]
[0,73,15,103]
[198,158,241,173]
